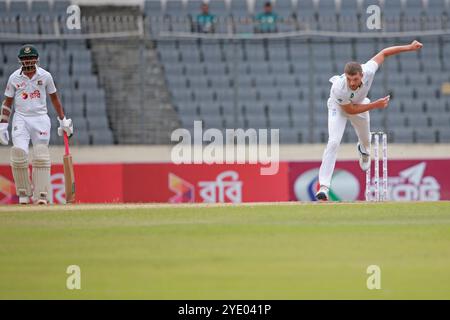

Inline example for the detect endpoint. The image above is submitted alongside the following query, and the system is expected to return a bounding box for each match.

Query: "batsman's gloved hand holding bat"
[0,123,9,145]
[57,116,73,138]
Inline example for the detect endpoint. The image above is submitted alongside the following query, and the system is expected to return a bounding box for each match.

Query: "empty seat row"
[144,0,450,18]
[0,0,71,15]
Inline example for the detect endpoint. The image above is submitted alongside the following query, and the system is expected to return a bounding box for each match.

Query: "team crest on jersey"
[37,80,43,85]
[21,92,28,100]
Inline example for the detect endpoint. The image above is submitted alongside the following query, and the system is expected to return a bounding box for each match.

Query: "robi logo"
[21,90,40,100]
[30,90,41,99]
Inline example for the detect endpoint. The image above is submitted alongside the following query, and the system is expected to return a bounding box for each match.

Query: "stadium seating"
[74,0,450,146]
[1,0,449,145]
[150,1,450,144]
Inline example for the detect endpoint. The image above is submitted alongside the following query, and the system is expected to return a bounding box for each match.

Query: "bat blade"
[63,154,76,203]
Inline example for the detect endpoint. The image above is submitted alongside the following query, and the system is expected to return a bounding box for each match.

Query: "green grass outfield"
[0,202,450,300]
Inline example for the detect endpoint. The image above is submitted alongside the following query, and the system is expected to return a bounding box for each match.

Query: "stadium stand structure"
[151,0,450,144]
[1,0,450,144]
[82,5,180,144]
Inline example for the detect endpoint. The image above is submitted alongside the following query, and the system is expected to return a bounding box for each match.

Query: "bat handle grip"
[63,132,70,156]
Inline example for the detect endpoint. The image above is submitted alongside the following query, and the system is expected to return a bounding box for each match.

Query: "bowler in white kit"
[315,40,423,201]
[0,44,73,204]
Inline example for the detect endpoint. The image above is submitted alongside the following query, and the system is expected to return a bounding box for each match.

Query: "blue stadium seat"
[273,0,294,18]
[9,1,28,13]
[415,128,437,143]
[339,0,361,16]
[90,129,114,145]
[438,129,450,143]
[296,0,316,18]
[426,0,448,15]
[145,0,163,16]
[165,0,185,17]
[209,0,228,16]
[0,0,7,13]
[383,0,404,17]
[31,1,51,14]
[280,128,305,143]
[53,0,71,14]
[317,0,337,15]
[229,0,249,17]
[404,0,425,16]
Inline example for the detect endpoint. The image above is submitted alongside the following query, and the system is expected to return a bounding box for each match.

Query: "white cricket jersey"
[328,60,379,106]
[4,67,57,117]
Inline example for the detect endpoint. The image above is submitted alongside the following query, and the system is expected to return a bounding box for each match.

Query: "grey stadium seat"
[9,1,28,12]
[31,1,51,14]
[90,129,114,145]
[87,116,110,130]
[53,0,71,13]
[296,0,317,18]
[415,128,437,143]
[145,0,163,16]
[392,127,414,143]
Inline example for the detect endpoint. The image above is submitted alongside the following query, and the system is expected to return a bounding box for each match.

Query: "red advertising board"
[289,159,450,201]
[0,163,289,204]
[123,163,289,203]
[2,159,449,204]
[0,164,123,204]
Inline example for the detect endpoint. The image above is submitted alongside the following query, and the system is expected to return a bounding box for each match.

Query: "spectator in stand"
[196,2,216,33]
[255,1,278,33]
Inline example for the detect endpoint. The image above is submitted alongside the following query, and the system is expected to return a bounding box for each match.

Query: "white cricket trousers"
[11,113,51,153]
[318,98,371,188]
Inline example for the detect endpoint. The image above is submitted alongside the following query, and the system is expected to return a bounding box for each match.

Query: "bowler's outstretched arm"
[371,40,423,66]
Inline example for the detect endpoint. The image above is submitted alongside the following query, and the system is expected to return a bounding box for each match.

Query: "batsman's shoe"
[315,185,329,201]
[35,192,48,205]
[36,199,48,205]
[358,143,371,172]
[19,196,30,205]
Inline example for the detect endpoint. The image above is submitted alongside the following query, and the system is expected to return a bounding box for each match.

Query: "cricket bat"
[63,132,75,203]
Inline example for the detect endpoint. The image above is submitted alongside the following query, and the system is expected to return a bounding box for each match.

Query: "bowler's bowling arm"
[371,40,423,66]
[340,97,388,115]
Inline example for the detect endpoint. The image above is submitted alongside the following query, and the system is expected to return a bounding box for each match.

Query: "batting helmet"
[18,44,39,73]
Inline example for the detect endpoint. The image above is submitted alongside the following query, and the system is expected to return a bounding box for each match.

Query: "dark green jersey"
[196,13,216,33]
[256,12,278,33]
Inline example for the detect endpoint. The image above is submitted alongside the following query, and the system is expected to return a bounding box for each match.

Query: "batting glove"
[57,117,73,138]
[0,123,9,145]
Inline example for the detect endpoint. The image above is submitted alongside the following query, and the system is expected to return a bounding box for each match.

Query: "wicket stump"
[365,131,388,202]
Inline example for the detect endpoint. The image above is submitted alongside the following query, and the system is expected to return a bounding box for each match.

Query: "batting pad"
[10,147,32,197]
[32,144,51,201]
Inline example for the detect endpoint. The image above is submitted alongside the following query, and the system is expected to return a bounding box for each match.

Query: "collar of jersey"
[20,67,41,80]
